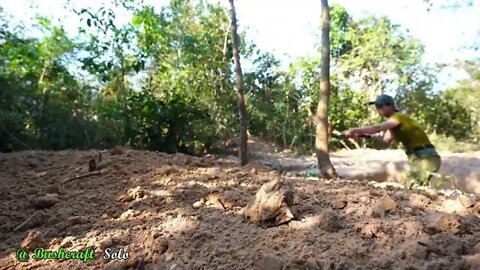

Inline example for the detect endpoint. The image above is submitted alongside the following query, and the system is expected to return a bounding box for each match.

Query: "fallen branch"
[63,169,109,184]
[5,130,32,150]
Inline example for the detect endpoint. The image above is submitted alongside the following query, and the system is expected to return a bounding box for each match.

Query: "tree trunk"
[315,0,338,179]
[229,0,248,166]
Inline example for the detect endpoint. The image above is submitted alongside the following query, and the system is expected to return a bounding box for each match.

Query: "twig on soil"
[62,169,109,184]
[5,130,32,150]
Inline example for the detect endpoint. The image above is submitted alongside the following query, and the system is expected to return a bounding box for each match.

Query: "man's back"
[388,112,431,150]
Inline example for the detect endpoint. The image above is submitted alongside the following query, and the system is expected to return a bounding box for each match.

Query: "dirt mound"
[1,149,480,269]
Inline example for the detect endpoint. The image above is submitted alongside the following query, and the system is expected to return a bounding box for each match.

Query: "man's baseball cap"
[368,94,395,106]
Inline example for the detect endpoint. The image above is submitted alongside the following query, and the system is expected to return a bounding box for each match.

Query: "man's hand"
[344,128,359,138]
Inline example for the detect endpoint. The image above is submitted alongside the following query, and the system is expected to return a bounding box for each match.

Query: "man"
[344,94,441,187]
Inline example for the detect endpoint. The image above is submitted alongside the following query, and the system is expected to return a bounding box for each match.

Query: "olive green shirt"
[389,112,431,150]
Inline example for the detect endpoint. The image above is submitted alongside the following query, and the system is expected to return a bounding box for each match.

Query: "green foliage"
[1,1,478,155]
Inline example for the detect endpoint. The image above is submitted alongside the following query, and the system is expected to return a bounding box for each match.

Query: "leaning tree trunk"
[229,0,249,166]
[315,0,338,179]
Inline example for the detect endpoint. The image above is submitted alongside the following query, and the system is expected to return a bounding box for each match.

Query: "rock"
[473,242,480,254]
[317,210,342,232]
[144,263,169,270]
[399,240,430,260]
[49,238,61,248]
[117,195,133,203]
[104,260,128,270]
[192,201,203,208]
[127,186,146,201]
[379,194,397,211]
[54,222,68,232]
[306,258,320,269]
[152,166,179,177]
[110,146,125,155]
[430,233,465,257]
[99,237,114,249]
[30,193,61,209]
[205,167,226,179]
[242,179,296,225]
[403,221,425,238]
[44,185,60,194]
[442,198,469,214]
[370,205,386,219]
[256,254,284,270]
[425,213,461,235]
[155,239,170,255]
[358,221,383,239]
[120,209,140,220]
[463,254,480,269]
[460,195,474,208]
[60,236,75,248]
[68,216,89,226]
[47,215,63,226]
[21,230,45,250]
[151,230,161,239]
[169,263,186,270]
[422,259,465,270]
[409,194,431,209]
[369,194,397,218]
[331,200,347,210]
[14,212,46,232]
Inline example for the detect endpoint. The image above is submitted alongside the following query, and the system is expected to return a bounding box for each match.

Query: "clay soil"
[2,142,480,270]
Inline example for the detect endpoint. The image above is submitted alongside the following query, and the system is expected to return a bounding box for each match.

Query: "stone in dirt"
[473,242,480,254]
[425,213,461,235]
[255,253,285,270]
[60,236,75,248]
[144,237,169,262]
[317,210,342,232]
[110,146,125,155]
[30,193,61,209]
[430,233,465,257]
[120,209,140,220]
[44,185,60,194]
[422,259,466,270]
[49,238,62,249]
[399,239,431,260]
[242,179,296,225]
[331,200,347,210]
[370,194,397,218]
[358,220,383,239]
[104,260,129,270]
[200,191,235,211]
[379,193,397,210]
[47,215,63,226]
[99,236,114,249]
[409,193,432,210]
[459,195,475,208]
[441,196,470,214]
[21,230,45,250]
[127,186,146,201]
[152,166,180,177]
[463,254,480,269]
[192,201,203,208]
[68,216,89,226]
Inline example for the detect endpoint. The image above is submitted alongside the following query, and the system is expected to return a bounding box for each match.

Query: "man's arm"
[345,118,400,138]
[370,129,394,149]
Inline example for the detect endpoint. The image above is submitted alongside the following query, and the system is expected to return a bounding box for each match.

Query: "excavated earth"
[1,142,480,270]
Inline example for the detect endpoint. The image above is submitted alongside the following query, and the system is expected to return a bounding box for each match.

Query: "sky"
[1,0,479,89]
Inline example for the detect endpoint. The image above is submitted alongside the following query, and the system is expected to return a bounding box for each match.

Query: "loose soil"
[1,141,480,270]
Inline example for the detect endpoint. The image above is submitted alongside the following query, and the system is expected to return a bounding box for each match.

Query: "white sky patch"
[1,0,479,90]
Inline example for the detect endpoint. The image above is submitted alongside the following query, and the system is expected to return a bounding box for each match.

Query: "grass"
[428,133,480,153]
